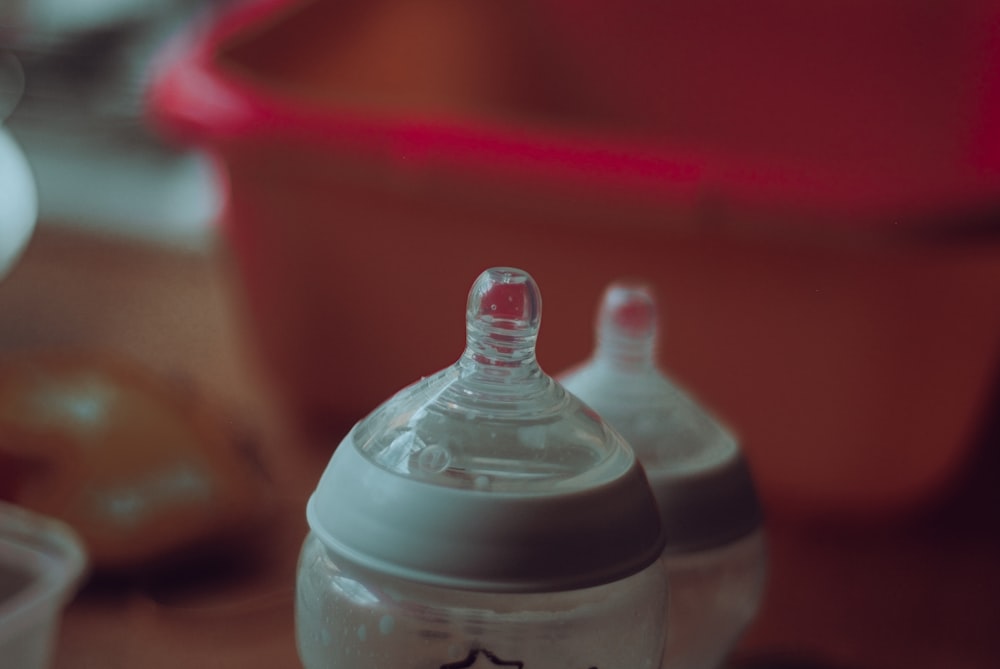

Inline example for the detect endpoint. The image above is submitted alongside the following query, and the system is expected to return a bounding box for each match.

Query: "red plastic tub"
[149,0,1000,518]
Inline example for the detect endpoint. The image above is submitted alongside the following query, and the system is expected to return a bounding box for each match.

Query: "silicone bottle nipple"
[463,267,541,368]
[594,283,658,370]
[451,268,553,409]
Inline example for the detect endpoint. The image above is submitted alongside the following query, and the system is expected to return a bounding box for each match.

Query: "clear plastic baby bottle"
[296,268,669,669]
[560,282,766,669]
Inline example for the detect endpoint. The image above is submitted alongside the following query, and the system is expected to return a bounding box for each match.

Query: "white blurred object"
[0,0,178,43]
[0,501,87,669]
[0,126,37,280]
[11,123,221,251]
[1,0,222,250]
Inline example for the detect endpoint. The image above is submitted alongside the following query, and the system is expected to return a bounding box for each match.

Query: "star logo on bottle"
[439,649,597,669]
[439,649,523,668]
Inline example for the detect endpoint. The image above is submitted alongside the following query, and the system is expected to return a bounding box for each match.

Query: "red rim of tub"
[147,0,1000,237]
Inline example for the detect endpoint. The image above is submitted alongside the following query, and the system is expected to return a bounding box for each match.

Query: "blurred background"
[1,0,999,668]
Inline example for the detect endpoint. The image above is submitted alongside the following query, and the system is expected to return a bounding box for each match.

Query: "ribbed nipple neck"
[595,282,658,369]
[462,268,542,370]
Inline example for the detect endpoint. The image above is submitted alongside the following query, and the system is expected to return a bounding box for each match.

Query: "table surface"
[1,227,997,669]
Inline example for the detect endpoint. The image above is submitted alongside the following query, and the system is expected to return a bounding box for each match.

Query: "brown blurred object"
[227,0,529,122]
[0,222,304,666]
[0,351,270,570]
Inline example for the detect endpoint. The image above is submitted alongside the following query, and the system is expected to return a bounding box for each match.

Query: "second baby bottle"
[561,282,766,669]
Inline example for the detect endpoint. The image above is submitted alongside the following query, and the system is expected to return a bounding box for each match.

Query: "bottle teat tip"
[600,282,657,340]
[467,267,541,333]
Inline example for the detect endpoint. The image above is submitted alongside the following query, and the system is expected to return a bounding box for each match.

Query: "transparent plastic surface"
[0,502,86,669]
[565,362,739,475]
[296,533,668,669]
[352,267,635,493]
[661,531,766,669]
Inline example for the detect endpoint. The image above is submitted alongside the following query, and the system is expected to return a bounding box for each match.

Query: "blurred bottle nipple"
[595,282,658,369]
